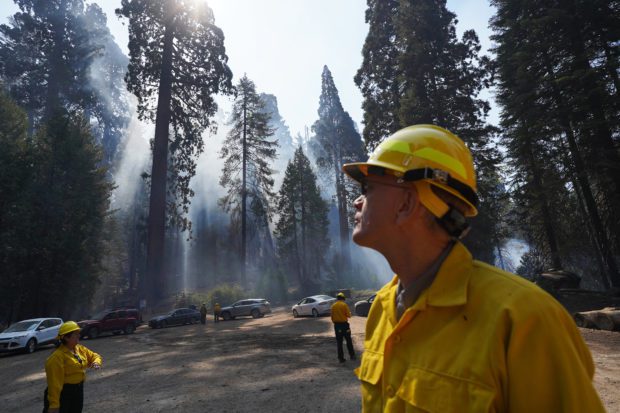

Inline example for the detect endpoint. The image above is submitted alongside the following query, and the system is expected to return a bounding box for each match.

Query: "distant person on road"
[213,303,221,323]
[43,321,102,413]
[331,292,356,363]
[342,124,605,411]
[200,303,207,325]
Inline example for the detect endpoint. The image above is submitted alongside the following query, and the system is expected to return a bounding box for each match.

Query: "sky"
[1,0,498,138]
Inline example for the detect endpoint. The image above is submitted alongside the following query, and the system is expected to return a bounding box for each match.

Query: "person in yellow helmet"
[330,292,356,363]
[342,125,604,412]
[43,321,102,413]
[213,302,221,323]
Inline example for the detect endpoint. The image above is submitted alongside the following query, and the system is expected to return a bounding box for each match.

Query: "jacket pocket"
[397,366,495,413]
[355,350,383,385]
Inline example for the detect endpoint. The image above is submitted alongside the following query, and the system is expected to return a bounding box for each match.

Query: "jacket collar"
[377,241,473,320]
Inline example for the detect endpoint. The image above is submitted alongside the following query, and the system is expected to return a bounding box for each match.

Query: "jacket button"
[386,385,395,398]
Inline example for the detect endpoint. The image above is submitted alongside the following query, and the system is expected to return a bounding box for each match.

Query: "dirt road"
[1,307,618,412]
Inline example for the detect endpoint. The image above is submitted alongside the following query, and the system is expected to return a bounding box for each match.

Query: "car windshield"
[3,321,38,333]
[315,295,334,301]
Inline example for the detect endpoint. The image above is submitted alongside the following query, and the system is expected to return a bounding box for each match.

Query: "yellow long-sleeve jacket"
[45,343,102,409]
[356,242,605,412]
[331,300,351,323]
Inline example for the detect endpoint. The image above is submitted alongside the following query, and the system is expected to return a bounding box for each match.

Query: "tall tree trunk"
[524,131,563,269]
[334,159,351,276]
[145,19,174,304]
[241,92,247,287]
[299,154,307,285]
[542,57,620,288]
[45,0,67,120]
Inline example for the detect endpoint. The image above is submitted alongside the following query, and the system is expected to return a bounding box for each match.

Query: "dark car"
[220,299,271,320]
[354,294,376,317]
[78,309,138,339]
[148,308,201,329]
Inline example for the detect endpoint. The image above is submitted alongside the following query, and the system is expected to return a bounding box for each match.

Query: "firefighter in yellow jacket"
[342,125,605,412]
[43,321,102,413]
[331,292,356,363]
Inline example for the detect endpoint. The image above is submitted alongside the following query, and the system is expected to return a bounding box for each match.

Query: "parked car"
[148,308,201,328]
[0,318,63,354]
[220,299,271,320]
[354,294,377,317]
[292,295,336,318]
[78,309,138,339]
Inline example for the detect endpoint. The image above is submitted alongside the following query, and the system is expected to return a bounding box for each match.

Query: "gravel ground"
[0,306,618,412]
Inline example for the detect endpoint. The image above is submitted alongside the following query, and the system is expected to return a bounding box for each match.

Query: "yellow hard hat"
[342,125,478,218]
[337,292,346,299]
[58,321,80,338]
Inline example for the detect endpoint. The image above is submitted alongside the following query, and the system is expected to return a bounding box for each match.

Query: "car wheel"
[89,328,99,339]
[112,331,121,335]
[124,324,135,334]
[222,312,232,321]
[251,309,260,319]
[293,310,299,318]
[25,338,37,354]
[312,308,319,318]
[161,320,167,329]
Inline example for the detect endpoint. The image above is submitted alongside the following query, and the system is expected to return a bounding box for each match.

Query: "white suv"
[0,318,63,354]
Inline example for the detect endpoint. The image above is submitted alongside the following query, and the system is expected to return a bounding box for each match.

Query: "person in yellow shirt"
[342,125,605,412]
[213,302,221,323]
[43,321,102,413]
[331,292,356,363]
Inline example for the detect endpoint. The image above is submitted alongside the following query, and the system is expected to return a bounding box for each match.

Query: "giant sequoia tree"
[491,0,620,288]
[310,66,365,274]
[117,0,233,300]
[274,147,330,294]
[219,75,278,286]
[355,0,504,263]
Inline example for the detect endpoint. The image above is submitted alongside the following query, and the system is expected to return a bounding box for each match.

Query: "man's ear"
[395,188,422,225]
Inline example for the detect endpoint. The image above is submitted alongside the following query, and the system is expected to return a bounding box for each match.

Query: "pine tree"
[219,75,278,287]
[274,147,330,294]
[491,0,620,288]
[117,0,234,300]
[0,1,130,163]
[310,65,365,276]
[355,0,504,262]
[0,102,113,320]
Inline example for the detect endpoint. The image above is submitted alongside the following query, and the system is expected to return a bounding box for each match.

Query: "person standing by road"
[199,303,207,325]
[43,321,102,413]
[213,302,221,323]
[342,124,605,411]
[331,292,356,363]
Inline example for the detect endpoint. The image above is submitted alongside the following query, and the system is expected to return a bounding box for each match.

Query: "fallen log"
[574,307,620,331]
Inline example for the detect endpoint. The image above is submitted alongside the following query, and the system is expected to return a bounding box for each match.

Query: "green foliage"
[0,94,113,321]
[274,147,330,295]
[490,0,620,288]
[219,75,278,284]
[0,1,129,163]
[355,0,505,262]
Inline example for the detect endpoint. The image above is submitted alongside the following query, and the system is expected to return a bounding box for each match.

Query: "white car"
[0,318,63,354]
[292,295,336,318]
